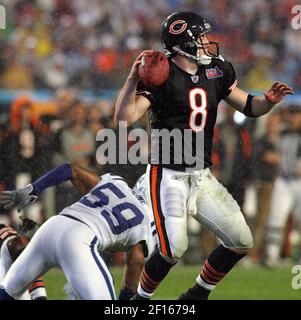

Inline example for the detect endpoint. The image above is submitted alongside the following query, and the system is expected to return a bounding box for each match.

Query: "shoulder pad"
[101,173,126,183]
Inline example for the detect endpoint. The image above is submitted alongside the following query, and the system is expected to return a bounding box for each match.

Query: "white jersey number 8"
[189,88,208,132]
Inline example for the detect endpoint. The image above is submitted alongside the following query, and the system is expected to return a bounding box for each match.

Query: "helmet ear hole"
[184,41,196,48]
[181,41,198,56]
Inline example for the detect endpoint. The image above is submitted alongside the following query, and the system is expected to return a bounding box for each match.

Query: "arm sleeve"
[221,60,238,99]
[31,163,72,195]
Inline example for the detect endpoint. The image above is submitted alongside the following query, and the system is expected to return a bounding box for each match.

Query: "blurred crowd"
[0,0,301,268]
[0,0,300,91]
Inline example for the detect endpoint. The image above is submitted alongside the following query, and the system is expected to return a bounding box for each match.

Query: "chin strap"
[172,45,212,65]
[171,45,225,66]
[171,46,211,65]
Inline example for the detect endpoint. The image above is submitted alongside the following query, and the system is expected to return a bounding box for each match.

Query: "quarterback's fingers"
[133,53,145,67]
[278,84,293,93]
[136,52,145,61]
[133,59,142,68]
[275,83,293,92]
[137,50,152,61]
[281,89,294,96]
[280,85,294,93]
[135,53,149,66]
[270,81,280,90]
[274,83,287,92]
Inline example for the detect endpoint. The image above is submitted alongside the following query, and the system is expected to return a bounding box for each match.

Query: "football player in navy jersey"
[115,11,294,300]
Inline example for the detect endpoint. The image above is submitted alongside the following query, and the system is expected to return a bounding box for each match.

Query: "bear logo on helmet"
[169,20,187,35]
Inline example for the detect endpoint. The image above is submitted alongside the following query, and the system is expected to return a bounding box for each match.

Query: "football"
[138,50,170,86]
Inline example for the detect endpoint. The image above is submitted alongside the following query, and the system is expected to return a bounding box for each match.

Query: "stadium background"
[0,0,300,299]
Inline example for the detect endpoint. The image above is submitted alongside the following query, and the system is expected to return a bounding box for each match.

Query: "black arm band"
[242,94,258,118]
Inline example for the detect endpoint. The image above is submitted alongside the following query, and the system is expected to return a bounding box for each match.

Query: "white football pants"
[0,215,115,300]
[146,165,253,258]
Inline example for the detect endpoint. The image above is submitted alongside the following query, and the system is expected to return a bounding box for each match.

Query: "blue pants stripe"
[0,288,14,300]
[90,237,115,300]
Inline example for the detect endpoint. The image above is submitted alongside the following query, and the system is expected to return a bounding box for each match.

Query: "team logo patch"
[169,20,187,35]
[205,67,223,79]
[191,75,199,83]
[171,176,183,181]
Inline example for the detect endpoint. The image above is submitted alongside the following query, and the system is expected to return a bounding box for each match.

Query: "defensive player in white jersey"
[0,221,47,300]
[0,163,157,300]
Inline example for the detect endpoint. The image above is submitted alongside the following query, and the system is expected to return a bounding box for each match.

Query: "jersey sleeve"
[136,81,162,105]
[221,60,238,99]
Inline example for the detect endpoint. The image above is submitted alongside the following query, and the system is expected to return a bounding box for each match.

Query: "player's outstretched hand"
[264,82,294,104]
[0,185,37,212]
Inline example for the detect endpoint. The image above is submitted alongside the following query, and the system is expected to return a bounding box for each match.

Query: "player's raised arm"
[0,163,100,212]
[225,82,294,117]
[114,51,151,126]
[118,241,146,300]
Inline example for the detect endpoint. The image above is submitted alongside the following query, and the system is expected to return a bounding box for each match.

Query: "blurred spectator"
[216,107,237,187]
[1,56,34,89]
[53,101,95,166]
[52,100,95,212]
[1,96,51,224]
[50,88,79,132]
[0,0,299,91]
[37,53,69,90]
[243,58,273,91]
[249,113,281,263]
[4,97,42,187]
[217,107,255,208]
[227,120,255,209]
[88,105,105,135]
[265,106,301,267]
[93,34,119,88]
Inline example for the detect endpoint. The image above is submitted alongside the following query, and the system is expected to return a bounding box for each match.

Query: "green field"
[43,264,301,300]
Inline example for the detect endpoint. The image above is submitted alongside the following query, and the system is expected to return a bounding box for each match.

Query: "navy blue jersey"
[136,57,237,170]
